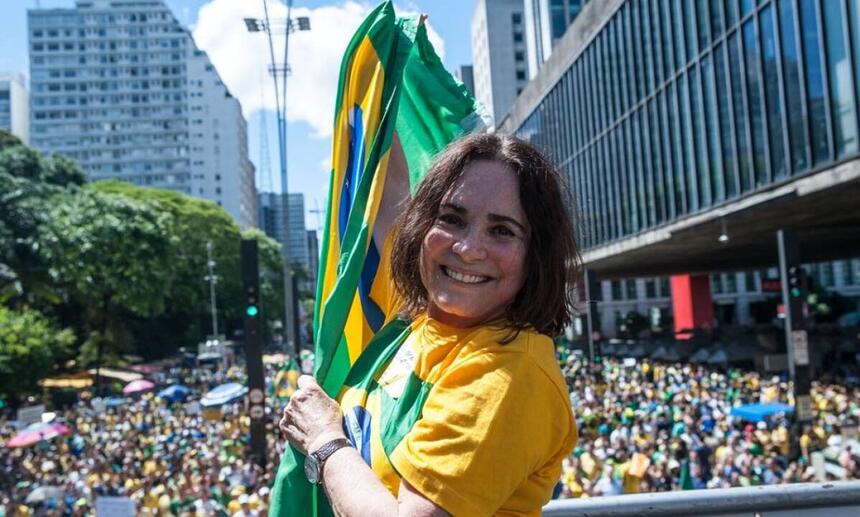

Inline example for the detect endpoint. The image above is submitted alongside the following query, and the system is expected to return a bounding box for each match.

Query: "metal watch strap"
[312,438,351,468]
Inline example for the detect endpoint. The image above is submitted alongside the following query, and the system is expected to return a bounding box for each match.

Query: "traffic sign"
[791,330,809,366]
[796,394,813,422]
[249,405,265,420]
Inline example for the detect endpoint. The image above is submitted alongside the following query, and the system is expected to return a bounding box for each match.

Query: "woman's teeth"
[442,266,488,284]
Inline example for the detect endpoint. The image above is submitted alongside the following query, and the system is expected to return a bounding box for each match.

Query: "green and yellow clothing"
[337,314,577,516]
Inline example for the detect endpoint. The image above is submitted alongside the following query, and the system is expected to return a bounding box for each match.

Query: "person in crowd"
[279,133,581,516]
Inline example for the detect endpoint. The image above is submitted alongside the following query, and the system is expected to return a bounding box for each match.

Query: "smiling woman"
[280,133,582,516]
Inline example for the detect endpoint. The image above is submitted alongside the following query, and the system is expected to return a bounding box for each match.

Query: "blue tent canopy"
[157,384,191,402]
[730,403,795,423]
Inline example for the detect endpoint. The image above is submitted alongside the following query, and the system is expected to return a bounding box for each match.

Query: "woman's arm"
[373,131,411,251]
[280,375,450,517]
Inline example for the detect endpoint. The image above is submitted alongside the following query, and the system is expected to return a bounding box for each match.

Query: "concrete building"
[523,0,591,79]
[286,193,308,268]
[28,0,256,227]
[306,229,319,285]
[257,191,309,268]
[258,191,286,249]
[454,65,475,97]
[0,74,30,144]
[500,0,860,338]
[471,0,529,127]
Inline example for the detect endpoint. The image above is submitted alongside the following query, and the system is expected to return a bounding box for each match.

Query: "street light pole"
[245,1,310,355]
[205,241,219,338]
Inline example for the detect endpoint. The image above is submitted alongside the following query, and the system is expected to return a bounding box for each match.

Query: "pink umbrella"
[6,422,72,448]
[122,379,155,395]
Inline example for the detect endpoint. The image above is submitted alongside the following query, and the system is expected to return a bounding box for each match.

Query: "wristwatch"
[304,438,352,484]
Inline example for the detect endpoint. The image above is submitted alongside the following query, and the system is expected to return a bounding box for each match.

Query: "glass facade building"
[514,0,860,253]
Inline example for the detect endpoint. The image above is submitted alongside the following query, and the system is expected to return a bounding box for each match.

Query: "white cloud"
[193,0,445,138]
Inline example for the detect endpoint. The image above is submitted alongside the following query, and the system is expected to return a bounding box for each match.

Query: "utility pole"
[205,241,219,339]
[244,0,310,357]
[242,239,267,468]
[777,229,812,459]
[583,269,603,385]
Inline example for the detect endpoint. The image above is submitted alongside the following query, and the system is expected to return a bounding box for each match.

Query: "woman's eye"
[492,226,514,237]
[438,213,462,226]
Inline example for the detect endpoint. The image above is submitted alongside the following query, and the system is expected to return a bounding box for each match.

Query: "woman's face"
[419,159,529,328]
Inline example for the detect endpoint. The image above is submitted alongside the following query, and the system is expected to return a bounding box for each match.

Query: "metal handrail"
[543,481,860,516]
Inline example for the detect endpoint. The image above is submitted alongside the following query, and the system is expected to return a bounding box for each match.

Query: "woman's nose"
[451,228,487,262]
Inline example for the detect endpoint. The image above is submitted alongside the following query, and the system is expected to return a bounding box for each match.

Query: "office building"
[501,0,860,337]
[0,74,30,144]
[471,0,529,126]
[257,191,309,268]
[286,193,308,268]
[28,0,256,227]
[454,65,475,97]
[524,0,591,78]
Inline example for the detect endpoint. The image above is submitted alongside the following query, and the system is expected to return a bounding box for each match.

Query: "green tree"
[43,185,176,366]
[93,181,285,350]
[0,305,75,398]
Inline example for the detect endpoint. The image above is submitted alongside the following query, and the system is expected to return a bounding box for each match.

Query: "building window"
[819,262,835,288]
[515,50,525,62]
[645,279,656,299]
[516,70,526,80]
[712,274,723,294]
[745,271,757,292]
[512,12,522,25]
[725,273,737,294]
[625,279,637,300]
[513,31,523,43]
[611,280,622,301]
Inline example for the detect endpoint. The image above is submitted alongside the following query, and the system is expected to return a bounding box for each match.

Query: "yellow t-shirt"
[338,315,577,516]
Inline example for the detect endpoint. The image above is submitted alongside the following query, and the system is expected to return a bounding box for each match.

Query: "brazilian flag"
[268,2,485,515]
[270,357,301,401]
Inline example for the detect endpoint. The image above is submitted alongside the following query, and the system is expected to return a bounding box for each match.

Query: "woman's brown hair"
[390,133,582,337]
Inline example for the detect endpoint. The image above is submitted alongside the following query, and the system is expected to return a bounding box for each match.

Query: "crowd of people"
[2,349,860,514]
[1,364,286,516]
[555,351,860,498]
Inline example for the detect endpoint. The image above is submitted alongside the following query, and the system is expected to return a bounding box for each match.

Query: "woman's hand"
[279,375,347,455]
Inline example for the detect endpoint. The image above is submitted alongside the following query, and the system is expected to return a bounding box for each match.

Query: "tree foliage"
[0,305,75,397]
[0,131,288,395]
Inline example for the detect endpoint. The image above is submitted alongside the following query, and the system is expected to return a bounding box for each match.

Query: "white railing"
[543,481,860,517]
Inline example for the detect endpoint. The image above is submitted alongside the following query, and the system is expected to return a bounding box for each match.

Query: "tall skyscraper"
[257,191,308,268]
[306,229,319,284]
[454,65,475,97]
[257,191,286,248]
[471,0,529,127]
[286,193,308,268]
[523,0,590,78]
[28,0,256,228]
[0,73,30,144]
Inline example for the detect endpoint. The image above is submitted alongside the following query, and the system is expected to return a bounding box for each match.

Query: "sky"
[0,0,475,231]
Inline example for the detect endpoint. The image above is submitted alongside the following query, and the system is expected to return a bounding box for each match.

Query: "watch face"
[304,454,320,484]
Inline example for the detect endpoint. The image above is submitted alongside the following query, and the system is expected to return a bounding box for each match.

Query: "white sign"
[249,388,264,404]
[623,358,637,367]
[95,497,136,517]
[183,401,201,415]
[249,405,265,420]
[792,330,810,366]
[811,452,827,482]
[16,404,45,428]
[796,394,814,422]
